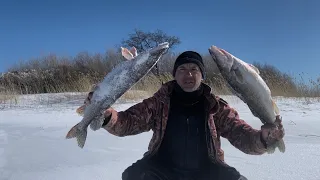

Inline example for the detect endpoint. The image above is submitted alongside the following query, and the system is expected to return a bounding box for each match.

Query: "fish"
[66,42,170,148]
[75,46,138,116]
[208,45,285,154]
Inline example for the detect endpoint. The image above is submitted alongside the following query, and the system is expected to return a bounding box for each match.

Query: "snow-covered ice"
[0,93,320,180]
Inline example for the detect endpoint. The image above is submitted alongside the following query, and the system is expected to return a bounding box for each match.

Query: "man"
[79,51,285,180]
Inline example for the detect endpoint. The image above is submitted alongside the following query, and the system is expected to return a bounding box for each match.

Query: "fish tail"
[266,139,286,154]
[66,123,88,148]
[277,139,286,153]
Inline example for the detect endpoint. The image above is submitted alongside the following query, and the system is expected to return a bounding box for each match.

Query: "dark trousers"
[122,156,247,180]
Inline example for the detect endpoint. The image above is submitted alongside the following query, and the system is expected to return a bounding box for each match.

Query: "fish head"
[149,42,170,58]
[208,45,235,73]
[209,45,250,84]
[133,42,169,69]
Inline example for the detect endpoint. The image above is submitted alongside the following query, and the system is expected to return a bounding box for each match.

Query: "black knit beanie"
[172,51,206,79]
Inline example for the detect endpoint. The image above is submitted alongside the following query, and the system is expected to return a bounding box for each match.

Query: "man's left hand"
[261,116,285,146]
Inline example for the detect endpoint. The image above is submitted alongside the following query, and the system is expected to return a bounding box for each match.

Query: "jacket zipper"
[184,117,189,167]
[187,117,189,133]
[197,128,199,153]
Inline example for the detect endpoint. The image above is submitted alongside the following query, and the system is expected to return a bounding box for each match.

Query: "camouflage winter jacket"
[103,80,268,164]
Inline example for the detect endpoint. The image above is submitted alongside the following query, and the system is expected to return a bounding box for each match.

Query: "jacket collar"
[154,80,219,113]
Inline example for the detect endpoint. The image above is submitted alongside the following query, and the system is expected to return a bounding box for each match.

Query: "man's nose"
[185,70,193,76]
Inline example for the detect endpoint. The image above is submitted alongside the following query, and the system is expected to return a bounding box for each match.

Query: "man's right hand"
[76,85,114,122]
[104,108,113,118]
[102,107,114,127]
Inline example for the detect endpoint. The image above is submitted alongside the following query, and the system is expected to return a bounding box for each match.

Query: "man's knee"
[122,159,146,180]
[218,165,248,180]
[204,163,246,180]
[122,168,162,180]
[121,157,171,180]
[239,175,248,180]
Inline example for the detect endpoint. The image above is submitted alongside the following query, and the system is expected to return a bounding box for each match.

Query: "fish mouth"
[149,42,169,55]
[208,46,224,63]
[218,48,229,56]
[209,45,228,56]
[209,45,234,72]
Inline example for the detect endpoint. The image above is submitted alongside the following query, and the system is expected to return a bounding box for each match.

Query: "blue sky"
[1,0,319,81]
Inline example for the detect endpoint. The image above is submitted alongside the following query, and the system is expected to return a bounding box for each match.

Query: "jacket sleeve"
[102,95,159,137]
[214,98,268,155]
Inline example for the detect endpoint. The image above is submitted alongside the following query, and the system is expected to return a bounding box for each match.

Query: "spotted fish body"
[66,42,170,148]
[208,45,285,153]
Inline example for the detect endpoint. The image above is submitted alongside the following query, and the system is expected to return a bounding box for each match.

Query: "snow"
[1,93,320,180]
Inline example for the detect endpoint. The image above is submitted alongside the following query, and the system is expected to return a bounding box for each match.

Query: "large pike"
[66,42,170,148]
[208,45,285,154]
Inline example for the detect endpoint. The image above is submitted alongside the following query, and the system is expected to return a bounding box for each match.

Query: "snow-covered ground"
[1,92,320,180]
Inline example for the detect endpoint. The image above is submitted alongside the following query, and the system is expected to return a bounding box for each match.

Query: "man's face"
[174,63,203,92]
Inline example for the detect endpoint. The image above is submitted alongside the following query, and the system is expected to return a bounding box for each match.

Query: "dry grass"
[0,91,19,109]
[119,90,152,101]
[0,93,18,104]
[1,50,319,103]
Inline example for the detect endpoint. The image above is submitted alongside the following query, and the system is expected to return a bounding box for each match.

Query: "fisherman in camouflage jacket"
[79,51,285,180]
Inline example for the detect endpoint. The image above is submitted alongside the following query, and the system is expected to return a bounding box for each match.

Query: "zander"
[208,45,285,153]
[66,42,170,148]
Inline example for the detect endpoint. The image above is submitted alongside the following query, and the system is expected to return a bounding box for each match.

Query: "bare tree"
[121,29,181,77]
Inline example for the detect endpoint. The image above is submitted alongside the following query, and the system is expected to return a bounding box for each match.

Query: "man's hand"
[103,108,113,118]
[261,116,285,146]
[76,84,113,118]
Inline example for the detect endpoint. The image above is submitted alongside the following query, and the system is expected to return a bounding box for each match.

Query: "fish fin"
[129,46,138,57]
[272,99,280,116]
[248,64,260,74]
[232,68,245,84]
[76,105,86,116]
[89,116,104,131]
[66,124,79,139]
[121,47,134,60]
[66,123,87,148]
